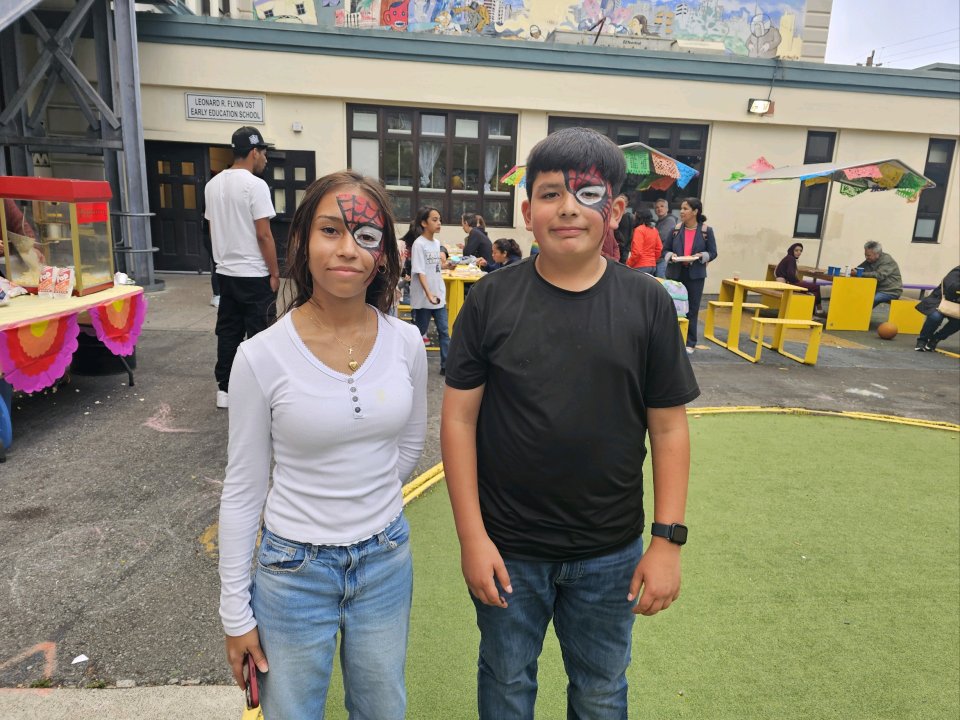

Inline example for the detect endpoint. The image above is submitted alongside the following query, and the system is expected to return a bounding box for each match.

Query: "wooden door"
[263,149,315,273]
[145,142,208,271]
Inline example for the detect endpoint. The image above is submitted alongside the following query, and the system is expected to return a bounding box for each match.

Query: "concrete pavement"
[0,271,956,719]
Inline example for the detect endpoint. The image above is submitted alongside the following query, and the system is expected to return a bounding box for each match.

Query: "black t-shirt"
[445,258,700,561]
[463,228,493,265]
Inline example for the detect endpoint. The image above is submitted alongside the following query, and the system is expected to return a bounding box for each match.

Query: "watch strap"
[650,522,688,545]
[650,522,673,540]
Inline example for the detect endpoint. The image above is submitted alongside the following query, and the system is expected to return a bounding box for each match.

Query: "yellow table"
[819,276,877,331]
[708,279,809,362]
[442,271,482,330]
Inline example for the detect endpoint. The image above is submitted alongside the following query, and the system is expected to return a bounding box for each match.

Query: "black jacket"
[916,266,960,316]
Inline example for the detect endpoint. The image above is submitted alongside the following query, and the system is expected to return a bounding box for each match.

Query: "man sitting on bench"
[855,240,902,307]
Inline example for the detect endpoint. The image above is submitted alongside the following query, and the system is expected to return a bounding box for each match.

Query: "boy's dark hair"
[525,127,626,199]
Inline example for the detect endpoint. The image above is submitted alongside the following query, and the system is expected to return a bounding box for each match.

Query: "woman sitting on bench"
[775,242,824,317]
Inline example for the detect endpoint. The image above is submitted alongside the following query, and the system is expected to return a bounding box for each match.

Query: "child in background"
[461,213,493,266]
[402,206,450,375]
[441,127,699,719]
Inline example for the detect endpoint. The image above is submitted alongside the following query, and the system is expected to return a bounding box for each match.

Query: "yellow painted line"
[935,348,960,359]
[689,406,959,432]
[403,462,445,504]
[818,332,869,349]
[203,403,957,557]
[199,522,218,559]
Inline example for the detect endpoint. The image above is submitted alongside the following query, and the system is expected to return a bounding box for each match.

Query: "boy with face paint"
[442,127,700,719]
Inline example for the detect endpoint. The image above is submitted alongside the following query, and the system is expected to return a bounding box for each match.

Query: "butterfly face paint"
[564,166,613,224]
[336,193,386,281]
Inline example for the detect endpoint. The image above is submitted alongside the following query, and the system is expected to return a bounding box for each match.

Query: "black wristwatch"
[651,522,688,546]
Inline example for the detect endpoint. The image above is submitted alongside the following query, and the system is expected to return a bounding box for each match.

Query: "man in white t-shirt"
[204,126,280,409]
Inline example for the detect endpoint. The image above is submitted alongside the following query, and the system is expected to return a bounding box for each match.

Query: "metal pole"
[93,0,125,273]
[0,21,32,177]
[112,0,160,290]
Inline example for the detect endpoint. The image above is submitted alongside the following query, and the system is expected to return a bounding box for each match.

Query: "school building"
[3,1,958,292]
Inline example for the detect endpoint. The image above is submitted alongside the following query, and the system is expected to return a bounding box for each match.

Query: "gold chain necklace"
[306,302,370,372]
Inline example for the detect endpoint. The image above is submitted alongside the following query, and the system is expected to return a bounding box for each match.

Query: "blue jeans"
[655,258,667,278]
[251,514,413,720]
[472,536,644,720]
[920,310,960,343]
[414,306,450,369]
[873,291,899,307]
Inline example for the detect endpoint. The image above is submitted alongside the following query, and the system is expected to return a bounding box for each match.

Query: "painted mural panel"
[327,0,806,58]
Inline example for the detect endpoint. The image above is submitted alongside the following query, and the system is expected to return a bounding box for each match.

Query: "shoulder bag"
[937,282,960,319]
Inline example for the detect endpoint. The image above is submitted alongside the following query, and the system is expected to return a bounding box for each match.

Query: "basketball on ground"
[877,322,898,340]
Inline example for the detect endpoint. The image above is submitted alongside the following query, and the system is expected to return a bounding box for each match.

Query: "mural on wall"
[329,0,806,57]
[253,0,320,23]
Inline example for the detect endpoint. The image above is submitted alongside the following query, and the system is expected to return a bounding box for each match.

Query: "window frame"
[912,137,955,244]
[546,117,708,207]
[793,130,837,240]
[347,104,517,226]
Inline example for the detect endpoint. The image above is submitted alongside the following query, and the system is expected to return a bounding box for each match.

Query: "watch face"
[671,524,688,545]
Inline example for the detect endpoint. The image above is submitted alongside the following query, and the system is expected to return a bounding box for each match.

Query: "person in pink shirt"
[663,197,718,354]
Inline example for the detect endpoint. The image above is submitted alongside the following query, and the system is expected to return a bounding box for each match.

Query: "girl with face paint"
[218,170,427,719]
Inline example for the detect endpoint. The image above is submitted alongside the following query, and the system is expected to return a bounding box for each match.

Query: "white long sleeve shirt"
[218,310,428,635]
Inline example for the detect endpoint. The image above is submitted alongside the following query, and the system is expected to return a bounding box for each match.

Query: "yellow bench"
[887,298,925,334]
[397,303,413,322]
[704,301,767,344]
[678,316,689,344]
[750,317,823,365]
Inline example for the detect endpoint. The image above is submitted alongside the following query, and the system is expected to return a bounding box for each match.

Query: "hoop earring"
[377,265,387,274]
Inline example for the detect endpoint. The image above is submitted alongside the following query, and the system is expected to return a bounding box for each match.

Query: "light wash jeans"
[413,305,450,369]
[472,536,644,720]
[251,514,412,720]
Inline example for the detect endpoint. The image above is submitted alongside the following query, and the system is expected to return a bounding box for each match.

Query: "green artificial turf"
[324,415,960,719]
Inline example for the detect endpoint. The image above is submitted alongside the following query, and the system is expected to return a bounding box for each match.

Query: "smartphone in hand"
[244,653,260,709]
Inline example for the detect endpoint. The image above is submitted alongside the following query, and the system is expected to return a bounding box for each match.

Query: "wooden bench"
[704,300,767,344]
[750,317,823,365]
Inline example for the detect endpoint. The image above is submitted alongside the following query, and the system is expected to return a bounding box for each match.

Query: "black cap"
[231,126,274,153]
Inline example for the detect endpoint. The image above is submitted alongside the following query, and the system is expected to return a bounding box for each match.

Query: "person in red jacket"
[626,210,662,274]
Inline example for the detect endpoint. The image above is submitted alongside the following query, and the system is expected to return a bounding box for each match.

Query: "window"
[347,105,517,225]
[913,138,955,243]
[547,117,708,207]
[793,131,836,239]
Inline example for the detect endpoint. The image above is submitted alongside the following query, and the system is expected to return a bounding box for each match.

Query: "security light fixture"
[748,98,774,115]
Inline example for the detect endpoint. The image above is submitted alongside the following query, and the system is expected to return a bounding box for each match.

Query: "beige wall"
[54,39,960,289]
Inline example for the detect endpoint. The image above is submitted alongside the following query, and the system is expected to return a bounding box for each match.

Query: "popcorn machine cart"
[0,176,115,296]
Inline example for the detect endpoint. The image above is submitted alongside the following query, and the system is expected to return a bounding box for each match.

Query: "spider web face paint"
[336,193,385,255]
[336,192,387,285]
[564,166,613,223]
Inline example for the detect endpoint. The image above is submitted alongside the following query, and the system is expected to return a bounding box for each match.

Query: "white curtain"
[419,142,442,187]
[483,146,499,191]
